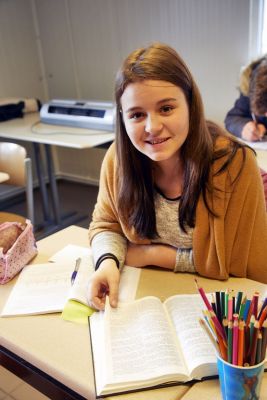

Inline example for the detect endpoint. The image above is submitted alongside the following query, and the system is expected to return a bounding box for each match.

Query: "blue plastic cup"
[217,356,265,400]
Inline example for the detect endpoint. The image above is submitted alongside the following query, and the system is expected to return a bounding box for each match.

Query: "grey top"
[91,191,195,273]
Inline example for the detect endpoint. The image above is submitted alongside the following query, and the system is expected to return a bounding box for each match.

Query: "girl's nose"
[145,114,163,134]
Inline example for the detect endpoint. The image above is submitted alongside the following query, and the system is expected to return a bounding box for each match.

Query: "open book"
[1,259,92,316]
[1,245,140,317]
[89,294,217,398]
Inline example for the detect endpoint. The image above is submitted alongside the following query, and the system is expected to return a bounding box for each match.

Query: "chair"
[0,142,34,225]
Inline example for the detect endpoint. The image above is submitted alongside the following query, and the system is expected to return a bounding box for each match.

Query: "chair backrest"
[0,142,27,185]
[0,212,26,225]
[0,142,34,225]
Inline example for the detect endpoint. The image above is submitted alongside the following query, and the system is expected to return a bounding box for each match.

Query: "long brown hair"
[115,42,245,238]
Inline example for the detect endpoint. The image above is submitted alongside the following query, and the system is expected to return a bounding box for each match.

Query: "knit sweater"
[89,138,267,283]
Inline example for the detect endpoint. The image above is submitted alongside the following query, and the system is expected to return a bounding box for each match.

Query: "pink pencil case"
[0,220,38,284]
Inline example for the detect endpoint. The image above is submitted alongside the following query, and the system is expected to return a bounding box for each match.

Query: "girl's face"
[121,80,189,165]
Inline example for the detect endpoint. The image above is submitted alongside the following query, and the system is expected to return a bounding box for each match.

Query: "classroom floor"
[0,366,49,400]
[0,179,99,240]
[0,180,99,399]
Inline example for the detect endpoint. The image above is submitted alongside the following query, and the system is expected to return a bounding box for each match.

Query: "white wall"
[0,0,263,183]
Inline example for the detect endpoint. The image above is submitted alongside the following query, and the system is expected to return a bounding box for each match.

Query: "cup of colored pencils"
[195,280,266,400]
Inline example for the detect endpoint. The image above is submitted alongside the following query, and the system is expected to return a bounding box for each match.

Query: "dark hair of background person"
[249,57,267,116]
[114,42,246,238]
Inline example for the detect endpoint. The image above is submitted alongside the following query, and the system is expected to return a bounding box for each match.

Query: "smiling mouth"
[146,138,169,145]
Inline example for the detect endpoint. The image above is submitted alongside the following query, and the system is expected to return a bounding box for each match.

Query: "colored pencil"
[222,317,228,338]
[261,320,267,362]
[256,333,262,365]
[202,310,216,338]
[238,320,245,366]
[211,293,217,314]
[258,305,267,328]
[225,290,229,321]
[249,321,259,366]
[221,291,225,321]
[235,291,243,314]
[227,321,233,363]
[232,318,239,365]
[232,294,235,317]
[195,280,226,340]
[215,291,222,323]
[252,292,259,318]
[245,296,255,326]
[199,318,220,354]
[194,279,212,309]
[244,325,250,365]
[250,315,255,346]
[243,299,251,324]
[238,296,247,320]
[258,297,267,320]
[228,294,233,322]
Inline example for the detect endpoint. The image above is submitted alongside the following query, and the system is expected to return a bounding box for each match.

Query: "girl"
[87,43,267,310]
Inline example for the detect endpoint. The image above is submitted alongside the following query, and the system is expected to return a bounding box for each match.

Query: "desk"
[0,172,9,183]
[0,225,266,400]
[0,114,115,236]
[257,150,267,171]
[241,139,267,170]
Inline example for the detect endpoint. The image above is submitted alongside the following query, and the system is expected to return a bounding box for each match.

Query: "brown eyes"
[161,105,174,113]
[129,112,144,120]
[128,106,175,121]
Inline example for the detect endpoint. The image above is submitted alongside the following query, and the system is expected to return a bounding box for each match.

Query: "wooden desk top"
[256,150,267,170]
[0,226,266,400]
[0,113,115,149]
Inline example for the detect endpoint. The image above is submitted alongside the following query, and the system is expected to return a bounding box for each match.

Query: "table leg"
[44,144,61,225]
[32,143,50,221]
[32,143,86,239]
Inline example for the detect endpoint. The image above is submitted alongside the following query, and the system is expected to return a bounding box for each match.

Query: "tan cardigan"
[89,139,267,284]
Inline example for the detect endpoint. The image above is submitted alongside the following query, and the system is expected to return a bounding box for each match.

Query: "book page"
[164,294,217,379]
[67,257,94,305]
[51,244,141,303]
[90,296,189,395]
[240,136,267,150]
[118,266,141,302]
[67,262,141,306]
[49,244,91,263]
[1,244,141,317]
[1,263,73,316]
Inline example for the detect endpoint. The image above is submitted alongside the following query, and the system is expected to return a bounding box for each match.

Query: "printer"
[40,99,116,131]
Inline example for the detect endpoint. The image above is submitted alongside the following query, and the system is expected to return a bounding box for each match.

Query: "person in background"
[87,43,267,311]
[224,56,267,141]
[224,56,267,206]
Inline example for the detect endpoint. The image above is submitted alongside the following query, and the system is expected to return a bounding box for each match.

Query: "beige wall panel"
[0,0,44,99]
[34,0,78,99]
[0,0,263,183]
[34,0,255,123]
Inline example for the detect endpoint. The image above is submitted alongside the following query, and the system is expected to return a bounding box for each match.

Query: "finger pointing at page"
[87,261,120,310]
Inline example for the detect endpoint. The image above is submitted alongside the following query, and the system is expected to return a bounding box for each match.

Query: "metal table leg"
[44,144,61,225]
[32,142,50,221]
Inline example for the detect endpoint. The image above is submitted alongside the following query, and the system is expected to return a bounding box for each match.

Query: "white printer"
[40,99,116,131]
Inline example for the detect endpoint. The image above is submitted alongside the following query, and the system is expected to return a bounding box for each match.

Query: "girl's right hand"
[87,259,120,311]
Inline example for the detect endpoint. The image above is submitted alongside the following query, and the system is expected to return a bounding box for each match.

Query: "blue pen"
[71,257,81,285]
